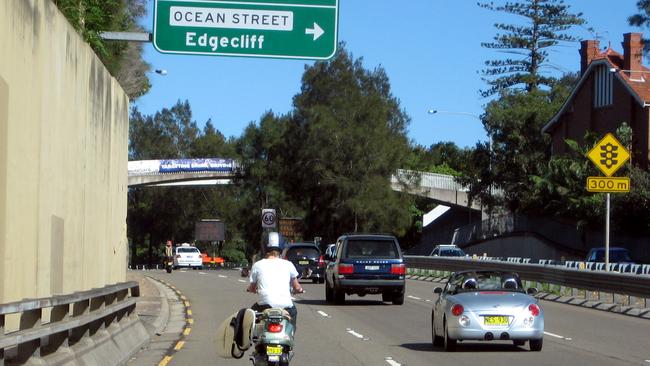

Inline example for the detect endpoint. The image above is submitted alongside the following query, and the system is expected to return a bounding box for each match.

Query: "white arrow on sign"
[305,22,324,41]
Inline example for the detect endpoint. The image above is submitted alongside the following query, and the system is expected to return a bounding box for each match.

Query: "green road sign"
[153,0,338,60]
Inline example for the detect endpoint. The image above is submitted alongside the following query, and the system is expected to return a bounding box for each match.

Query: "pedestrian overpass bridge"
[128,160,480,210]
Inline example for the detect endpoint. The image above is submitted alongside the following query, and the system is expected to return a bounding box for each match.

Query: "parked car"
[585,247,634,263]
[173,243,203,270]
[282,243,325,283]
[430,244,466,257]
[324,234,405,305]
[431,270,544,352]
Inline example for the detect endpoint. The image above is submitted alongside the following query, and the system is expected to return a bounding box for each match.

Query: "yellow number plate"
[484,316,509,325]
[266,345,283,356]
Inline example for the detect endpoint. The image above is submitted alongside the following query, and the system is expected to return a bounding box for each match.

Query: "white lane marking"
[317,310,329,317]
[644,360,650,363]
[425,299,432,302]
[544,331,572,341]
[238,279,247,283]
[385,357,401,366]
[407,295,422,300]
[346,328,365,339]
[218,275,227,278]
[199,272,207,275]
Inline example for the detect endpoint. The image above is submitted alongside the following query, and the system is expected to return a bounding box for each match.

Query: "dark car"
[585,247,634,263]
[324,234,406,305]
[282,243,325,283]
[430,244,466,257]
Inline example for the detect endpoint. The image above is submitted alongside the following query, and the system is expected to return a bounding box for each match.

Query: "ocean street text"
[171,6,293,31]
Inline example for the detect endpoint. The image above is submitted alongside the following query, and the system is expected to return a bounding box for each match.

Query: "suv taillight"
[338,263,354,274]
[390,263,406,275]
[318,256,325,268]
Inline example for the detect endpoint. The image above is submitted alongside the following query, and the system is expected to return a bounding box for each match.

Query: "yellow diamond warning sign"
[587,133,630,177]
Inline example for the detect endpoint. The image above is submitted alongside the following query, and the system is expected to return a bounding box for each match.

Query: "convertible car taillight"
[338,263,354,274]
[528,304,540,316]
[451,304,464,316]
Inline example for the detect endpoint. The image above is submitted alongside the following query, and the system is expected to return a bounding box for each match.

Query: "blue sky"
[134,0,642,148]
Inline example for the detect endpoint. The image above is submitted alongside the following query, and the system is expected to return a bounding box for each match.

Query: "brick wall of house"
[549,72,649,169]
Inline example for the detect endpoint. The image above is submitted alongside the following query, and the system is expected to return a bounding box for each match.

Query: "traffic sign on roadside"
[261,209,277,228]
[153,0,339,60]
[586,176,630,193]
[587,133,630,177]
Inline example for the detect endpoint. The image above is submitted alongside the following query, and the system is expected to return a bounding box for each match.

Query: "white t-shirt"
[249,257,298,308]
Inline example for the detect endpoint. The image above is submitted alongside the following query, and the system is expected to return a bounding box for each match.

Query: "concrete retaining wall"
[0,0,129,304]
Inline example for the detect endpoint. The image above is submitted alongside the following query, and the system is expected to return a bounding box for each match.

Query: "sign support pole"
[605,193,610,272]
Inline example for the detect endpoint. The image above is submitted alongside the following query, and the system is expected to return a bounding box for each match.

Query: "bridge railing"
[0,282,142,364]
[404,256,650,299]
[392,169,467,192]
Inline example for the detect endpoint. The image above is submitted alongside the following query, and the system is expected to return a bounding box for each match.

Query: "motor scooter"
[164,256,173,273]
[249,307,295,366]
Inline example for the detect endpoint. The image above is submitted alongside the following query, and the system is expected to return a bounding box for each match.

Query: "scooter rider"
[247,240,303,327]
[164,240,174,260]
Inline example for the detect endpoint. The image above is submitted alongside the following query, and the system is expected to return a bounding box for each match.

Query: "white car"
[173,243,203,270]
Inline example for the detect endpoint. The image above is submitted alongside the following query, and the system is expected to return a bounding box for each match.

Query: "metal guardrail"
[0,281,140,364]
[404,256,650,298]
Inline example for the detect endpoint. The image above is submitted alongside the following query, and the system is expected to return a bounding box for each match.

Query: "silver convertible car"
[431,270,544,351]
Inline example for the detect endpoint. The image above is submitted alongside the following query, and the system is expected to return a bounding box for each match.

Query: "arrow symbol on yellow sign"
[306,22,324,41]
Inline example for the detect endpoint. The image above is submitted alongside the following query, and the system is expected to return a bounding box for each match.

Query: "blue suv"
[324,234,406,305]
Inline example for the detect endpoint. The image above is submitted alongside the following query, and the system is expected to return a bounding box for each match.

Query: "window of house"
[594,65,613,108]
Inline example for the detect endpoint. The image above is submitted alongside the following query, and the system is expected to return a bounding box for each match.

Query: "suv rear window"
[286,247,320,260]
[177,247,200,253]
[344,239,399,259]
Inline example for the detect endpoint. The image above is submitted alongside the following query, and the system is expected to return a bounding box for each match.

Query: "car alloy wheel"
[431,312,443,347]
[443,319,456,351]
[325,281,333,302]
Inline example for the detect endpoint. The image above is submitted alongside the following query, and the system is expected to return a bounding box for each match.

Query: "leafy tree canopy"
[53,0,151,98]
[478,0,587,96]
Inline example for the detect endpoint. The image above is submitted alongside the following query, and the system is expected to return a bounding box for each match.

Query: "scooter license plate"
[266,345,283,356]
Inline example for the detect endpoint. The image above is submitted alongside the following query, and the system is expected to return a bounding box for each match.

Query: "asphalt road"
[146,269,650,366]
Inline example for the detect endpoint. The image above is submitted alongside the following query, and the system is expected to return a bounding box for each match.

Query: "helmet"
[462,278,478,290]
[266,232,281,253]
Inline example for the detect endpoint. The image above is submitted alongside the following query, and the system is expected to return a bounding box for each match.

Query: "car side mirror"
[526,287,538,295]
[433,287,443,294]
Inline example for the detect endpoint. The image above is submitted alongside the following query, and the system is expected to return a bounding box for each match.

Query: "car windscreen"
[593,250,632,262]
[177,247,199,253]
[286,247,320,260]
[344,239,399,259]
[440,249,465,256]
[453,272,523,293]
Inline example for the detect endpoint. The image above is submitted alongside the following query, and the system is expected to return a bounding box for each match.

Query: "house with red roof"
[542,33,650,169]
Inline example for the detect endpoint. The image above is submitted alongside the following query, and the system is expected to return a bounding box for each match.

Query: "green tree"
[461,73,578,212]
[53,0,151,98]
[285,47,414,242]
[478,0,587,96]
[127,101,241,266]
